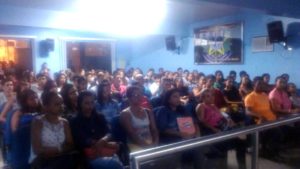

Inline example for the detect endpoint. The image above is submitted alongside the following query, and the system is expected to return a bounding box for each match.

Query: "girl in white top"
[120,86,159,152]
[30,91,75,169]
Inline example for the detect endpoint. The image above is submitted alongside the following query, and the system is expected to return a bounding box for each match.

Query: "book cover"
[177,117,196,135]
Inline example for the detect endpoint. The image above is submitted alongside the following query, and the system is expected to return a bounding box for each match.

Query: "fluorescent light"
[55,0,167,36]
[287,47,293,51]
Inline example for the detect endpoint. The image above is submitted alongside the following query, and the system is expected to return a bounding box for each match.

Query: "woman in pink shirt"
[195,89,246,169]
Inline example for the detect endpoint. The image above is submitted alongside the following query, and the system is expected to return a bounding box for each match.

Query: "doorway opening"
[66,41,112,74]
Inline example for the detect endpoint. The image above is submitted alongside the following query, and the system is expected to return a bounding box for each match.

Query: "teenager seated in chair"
[204,75,227,109]
[150,78,173,108]
[154,88,205,169]
[239,75,253,101]
[195,88,246,169]
[287,83,300,109]
[192,75,206,101]
[262,73,273,94]
[223,76,246,125]
[0,78,18,163]
[60,84,78,121]
[228,70,239,88]
[8,89,41,169]
[71,91,123,169]
[213,70,225,91]
[30,91,77,169]
[0,78,18,123]
[269,76,300,117]
[96,81,120,125]
[120,86,158,152]
[174,77,190,105]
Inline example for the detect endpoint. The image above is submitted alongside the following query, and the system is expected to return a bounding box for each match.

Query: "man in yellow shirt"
[245,78,276,124]
[245,77,283,160]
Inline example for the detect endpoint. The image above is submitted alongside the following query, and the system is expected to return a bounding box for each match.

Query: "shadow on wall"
[286,22,300,49]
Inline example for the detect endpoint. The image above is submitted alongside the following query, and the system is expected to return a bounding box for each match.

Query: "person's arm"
[0,95,16,123]
[195,104,220,133]
[120,111,148,146]
[62,119,74,152]
[192,87,201,98]
[245,107,263,119]
[147,109,159,145]
[239,87,246,100]
[223,96,244,105]
[31,118,61,158]
[269,98,298,114]
[11,110,21,133]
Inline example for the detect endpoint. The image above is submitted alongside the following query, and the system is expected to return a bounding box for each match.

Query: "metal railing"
[130,114,300,169]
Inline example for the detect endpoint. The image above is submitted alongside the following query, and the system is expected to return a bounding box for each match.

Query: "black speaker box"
[267,21,285,43]
[165,36,177,50]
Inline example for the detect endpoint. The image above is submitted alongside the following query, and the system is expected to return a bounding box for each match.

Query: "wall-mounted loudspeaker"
[165,36,177,51]
[267,21,285,43]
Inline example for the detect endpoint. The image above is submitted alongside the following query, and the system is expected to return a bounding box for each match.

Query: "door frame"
[0,34,37,72]
[59,37,116,73]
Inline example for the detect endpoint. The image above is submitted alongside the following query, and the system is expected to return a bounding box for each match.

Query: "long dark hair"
[97,80,112,105]
[55,72,66,87]
[19,89,42,113]
[163,88,185,113]
[60,83,76,111]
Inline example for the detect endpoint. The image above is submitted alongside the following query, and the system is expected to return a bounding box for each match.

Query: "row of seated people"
[0,66,300,169]
[2,75,300,169]
[3,86,246,169]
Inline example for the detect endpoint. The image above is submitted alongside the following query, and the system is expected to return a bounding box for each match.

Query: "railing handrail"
[130,114,300,169]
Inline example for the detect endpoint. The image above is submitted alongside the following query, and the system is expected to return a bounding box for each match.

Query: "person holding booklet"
[154,88,204,169]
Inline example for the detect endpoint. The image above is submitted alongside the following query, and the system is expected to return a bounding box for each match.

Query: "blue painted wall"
[128,12,300,85]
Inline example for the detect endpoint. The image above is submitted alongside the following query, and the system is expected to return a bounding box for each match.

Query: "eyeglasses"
[130,93,143,98]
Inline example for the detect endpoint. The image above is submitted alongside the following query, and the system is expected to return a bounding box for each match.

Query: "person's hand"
[291,108,300,113]
[143,139,154,146]
[180,132,195,139]
[95,138,108,149]
[106,142,119,150]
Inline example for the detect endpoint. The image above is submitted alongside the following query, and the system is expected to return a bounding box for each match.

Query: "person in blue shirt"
[9,89,41,169]
[71,91,123,169]
[154,88,205,169]
[95,81,120,125]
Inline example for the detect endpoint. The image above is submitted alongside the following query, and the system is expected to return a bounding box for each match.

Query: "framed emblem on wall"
[194,22,243,64]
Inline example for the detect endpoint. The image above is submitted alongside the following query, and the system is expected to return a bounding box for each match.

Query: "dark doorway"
[66,41,112,73]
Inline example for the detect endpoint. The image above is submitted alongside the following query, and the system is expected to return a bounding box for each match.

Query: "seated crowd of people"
[0,63,299,169]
